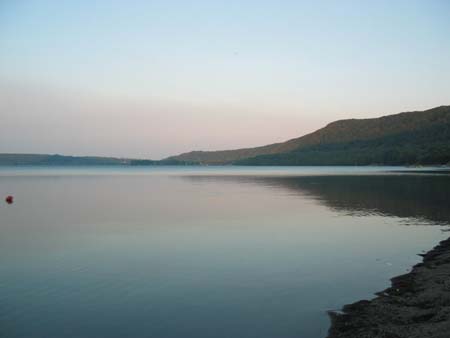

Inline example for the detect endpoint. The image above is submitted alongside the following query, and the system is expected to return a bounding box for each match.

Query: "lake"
[1,166,449,338]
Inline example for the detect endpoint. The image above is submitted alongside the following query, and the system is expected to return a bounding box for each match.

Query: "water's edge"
[327,236,450,338]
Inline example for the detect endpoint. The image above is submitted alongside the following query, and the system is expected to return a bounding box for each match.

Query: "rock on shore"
[327,237,450,338]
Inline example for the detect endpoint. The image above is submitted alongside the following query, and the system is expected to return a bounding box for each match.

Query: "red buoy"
[5,195,13,204]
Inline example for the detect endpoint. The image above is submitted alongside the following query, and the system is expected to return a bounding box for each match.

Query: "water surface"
[1,166,449,338]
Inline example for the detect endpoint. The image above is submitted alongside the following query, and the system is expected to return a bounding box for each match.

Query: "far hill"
[3,106,449,167]
[0,154,192,166]
[0,154,129,166]
[166,106,450,166]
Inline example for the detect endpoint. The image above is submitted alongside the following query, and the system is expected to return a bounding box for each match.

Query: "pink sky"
[1,1,449,159]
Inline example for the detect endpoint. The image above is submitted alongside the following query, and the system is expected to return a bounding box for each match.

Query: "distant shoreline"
[0,154,449,170]
[392,169,450,175]
[327,236,450,338]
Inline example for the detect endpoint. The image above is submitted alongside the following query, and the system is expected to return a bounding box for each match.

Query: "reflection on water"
[0,167,449,338]
[183,174,450,224]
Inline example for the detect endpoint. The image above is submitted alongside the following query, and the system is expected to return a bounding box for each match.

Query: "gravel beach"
[327,237,450,338]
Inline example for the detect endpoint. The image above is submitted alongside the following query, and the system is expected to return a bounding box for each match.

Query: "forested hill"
[2,106,449,166]
[167,106,450,165]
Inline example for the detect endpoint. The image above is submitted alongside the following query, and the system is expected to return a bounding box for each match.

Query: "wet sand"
[327,237,450,338]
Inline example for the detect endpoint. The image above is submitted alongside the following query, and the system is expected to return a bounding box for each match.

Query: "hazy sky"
[1,0,449,159]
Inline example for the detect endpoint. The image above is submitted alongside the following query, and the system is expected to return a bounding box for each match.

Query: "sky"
[1,0,449,159]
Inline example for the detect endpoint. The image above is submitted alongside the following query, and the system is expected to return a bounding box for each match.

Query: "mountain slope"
[236,121,450,165]
[167,106,450,165]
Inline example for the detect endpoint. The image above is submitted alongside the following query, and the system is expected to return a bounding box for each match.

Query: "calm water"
[1,166,449,338]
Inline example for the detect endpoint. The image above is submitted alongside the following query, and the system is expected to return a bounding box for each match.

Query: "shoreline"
[327,236,450,338]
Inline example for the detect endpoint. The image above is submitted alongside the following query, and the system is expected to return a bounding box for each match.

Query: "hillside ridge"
[166,106,450,164]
